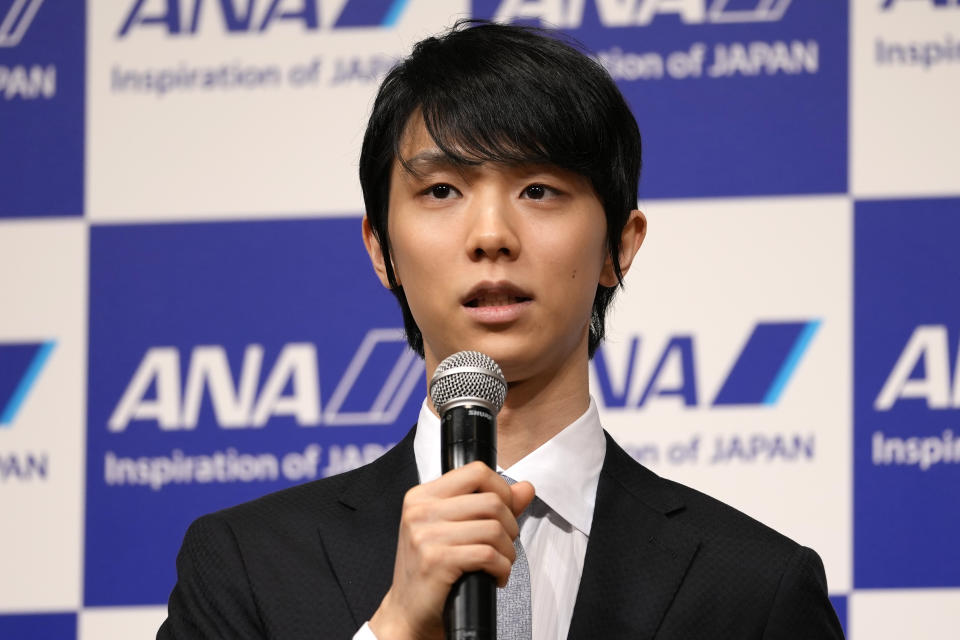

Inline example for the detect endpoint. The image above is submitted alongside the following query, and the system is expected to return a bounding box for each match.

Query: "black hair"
[359,19,641,358]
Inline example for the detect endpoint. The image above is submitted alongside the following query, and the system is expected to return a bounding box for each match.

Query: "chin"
[427,328,583,383]
[467,338,551,383]
[428,336,519,374]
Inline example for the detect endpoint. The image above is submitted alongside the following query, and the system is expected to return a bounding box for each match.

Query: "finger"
[418,492,519,538]
[444,544,514,587]
[419,519,517,564]
[509,481,536,518]
[418,461,512,502]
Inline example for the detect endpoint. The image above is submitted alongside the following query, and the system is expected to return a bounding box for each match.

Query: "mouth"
[462,282,533,308]
[464,292,533,308]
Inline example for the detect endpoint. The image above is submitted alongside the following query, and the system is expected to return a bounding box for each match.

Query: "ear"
[599,209,646,287]
[362,216,397,289]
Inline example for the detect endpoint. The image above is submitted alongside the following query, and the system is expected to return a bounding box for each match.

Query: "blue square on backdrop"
[828,595,847,639]
[472,0,847,199]
[854,198,960,588]
[0,0,84,217]
[86,217,425,606]
[0,613,76,639]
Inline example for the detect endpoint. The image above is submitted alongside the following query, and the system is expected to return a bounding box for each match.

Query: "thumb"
[509,481,535,518]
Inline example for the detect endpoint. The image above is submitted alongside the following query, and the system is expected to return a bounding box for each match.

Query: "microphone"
[429,350,507,640]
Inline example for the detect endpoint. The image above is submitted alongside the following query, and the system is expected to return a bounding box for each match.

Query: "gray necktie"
[497,475,532,640]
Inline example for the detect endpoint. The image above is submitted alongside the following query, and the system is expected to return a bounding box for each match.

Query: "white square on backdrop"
[596,195,852,593]
[0,220,87,611]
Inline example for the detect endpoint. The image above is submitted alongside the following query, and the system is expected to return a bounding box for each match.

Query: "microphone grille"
[429,350,507,414]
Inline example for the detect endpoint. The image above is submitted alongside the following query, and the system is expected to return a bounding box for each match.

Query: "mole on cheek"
[571,270,577,279]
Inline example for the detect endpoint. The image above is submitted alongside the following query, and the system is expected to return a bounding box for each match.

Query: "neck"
[425,338,592,469]
[424,328,594,467]
[495,354,590,467]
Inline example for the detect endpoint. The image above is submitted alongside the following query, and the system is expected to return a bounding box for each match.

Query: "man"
[159,21,844,640]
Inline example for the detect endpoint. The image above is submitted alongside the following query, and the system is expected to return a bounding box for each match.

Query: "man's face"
[368,116,619,385]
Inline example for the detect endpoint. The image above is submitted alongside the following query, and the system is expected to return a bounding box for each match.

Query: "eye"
[425,183,458,199]
[522,184,556,200]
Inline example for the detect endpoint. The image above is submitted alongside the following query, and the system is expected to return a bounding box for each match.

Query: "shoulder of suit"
[659,475,798,552]
[603,433,800,557]
[199,426,417,534]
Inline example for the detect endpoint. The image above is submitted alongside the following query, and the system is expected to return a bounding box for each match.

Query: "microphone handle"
[440,403,497,640]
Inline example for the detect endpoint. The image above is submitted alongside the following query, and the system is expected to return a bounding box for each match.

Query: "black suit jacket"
[158,427,844,639]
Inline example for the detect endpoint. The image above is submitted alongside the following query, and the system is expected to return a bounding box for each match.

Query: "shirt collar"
[413,395,606,536]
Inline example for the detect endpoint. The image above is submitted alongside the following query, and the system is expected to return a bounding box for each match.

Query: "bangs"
[393,27,605,176]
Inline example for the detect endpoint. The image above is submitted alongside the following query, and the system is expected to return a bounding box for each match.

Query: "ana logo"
[0,0,44,47]
[117,0,411,37]
[874,325,960,410]
[593,320,820,409]
[483,0,792,29]
[108,329,423,431]
[0,340,55,427]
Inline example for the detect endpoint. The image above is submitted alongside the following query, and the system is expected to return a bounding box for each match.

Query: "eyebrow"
[399,148,565,182]
[400,149,463,176]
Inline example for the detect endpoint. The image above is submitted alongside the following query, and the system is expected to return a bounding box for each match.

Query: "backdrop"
[1,1,958,637]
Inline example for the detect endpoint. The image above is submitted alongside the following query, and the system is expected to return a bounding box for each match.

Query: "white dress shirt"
[355,396,607,640]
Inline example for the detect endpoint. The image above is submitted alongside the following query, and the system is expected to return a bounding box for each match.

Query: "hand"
[369,461,535,640]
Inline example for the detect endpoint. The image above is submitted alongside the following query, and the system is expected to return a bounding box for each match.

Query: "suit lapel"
[567,433,700,640]
[315,427,419,627]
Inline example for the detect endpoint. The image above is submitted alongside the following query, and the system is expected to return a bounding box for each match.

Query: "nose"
[466,191,520,262]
